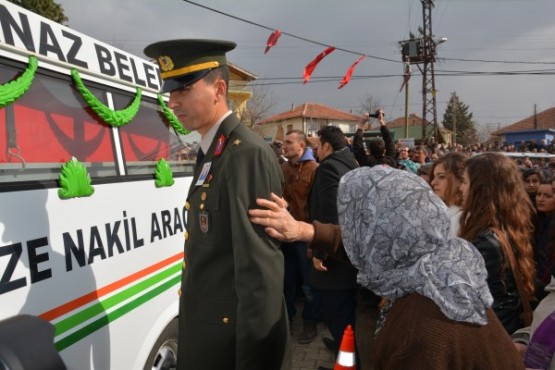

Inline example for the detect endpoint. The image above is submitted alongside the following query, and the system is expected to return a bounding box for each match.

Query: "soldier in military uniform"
[144,39,290,370]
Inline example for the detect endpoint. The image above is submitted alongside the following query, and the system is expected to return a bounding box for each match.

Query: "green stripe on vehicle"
[55,263,181,336]
[55,274,181,351]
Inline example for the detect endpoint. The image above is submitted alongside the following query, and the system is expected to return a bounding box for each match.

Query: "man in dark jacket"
[352,109,397,168]
[309,126,360,370]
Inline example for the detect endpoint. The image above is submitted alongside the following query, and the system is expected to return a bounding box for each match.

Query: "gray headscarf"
[338,166,493,325]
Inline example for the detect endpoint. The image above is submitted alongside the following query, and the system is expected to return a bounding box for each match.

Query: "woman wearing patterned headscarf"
[249,167,525,369]
[338,166,523,370]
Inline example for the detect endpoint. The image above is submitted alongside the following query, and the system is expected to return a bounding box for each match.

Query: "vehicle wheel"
[144,318,179,370]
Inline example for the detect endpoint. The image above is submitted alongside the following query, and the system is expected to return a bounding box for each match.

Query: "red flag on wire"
[265,29,282,54]
[338,55,366,89]
[303,46,336,84]
[399,62,411,92]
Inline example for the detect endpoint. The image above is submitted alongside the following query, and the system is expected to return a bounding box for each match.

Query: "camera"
[368,109,383,119]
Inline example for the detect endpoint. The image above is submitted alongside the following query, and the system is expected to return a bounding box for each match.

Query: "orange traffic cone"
[334,325,356,370]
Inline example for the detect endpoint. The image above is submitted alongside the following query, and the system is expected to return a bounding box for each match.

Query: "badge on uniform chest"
[199,211,210,233]
[196,162,212,186]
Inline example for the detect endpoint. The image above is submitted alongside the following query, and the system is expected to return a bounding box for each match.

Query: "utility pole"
[453,102,457,146]
[420,0,437,145]
[399,0,445,145]
[403,59,410,138]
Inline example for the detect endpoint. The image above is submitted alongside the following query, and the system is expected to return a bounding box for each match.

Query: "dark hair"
[285,130,309,147]
[203,66,230,94]
[367,139,385,158]
[415,145,429,156]
[317,126,346,151]
[417,163,432,176]
[522,167,546,183]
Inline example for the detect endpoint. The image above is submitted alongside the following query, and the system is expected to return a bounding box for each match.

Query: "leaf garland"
[154,158,175,188]
[58,157,95,199]
[71,68,141,127]
[157,94,190,135]
[0,55,37,109]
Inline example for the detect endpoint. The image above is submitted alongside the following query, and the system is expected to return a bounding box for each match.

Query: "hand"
[377,108,385,126]
[248,193,314,242]
[312,257,328,271]
[358,113,369,130]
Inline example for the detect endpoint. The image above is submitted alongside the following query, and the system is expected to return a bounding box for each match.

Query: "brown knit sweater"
[372,293,525,370]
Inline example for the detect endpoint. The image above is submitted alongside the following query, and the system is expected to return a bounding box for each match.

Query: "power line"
[243,69,555,87]
[182,0,400,63]
[440,57,555,65]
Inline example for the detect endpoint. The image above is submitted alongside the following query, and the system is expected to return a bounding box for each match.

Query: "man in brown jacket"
[281,130,320,343]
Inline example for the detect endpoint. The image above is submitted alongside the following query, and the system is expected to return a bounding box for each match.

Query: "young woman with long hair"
[429,152,467,237]
[534,177,555,299]
[459,153,536,335]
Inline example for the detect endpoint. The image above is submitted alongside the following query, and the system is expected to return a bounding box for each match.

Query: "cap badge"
[158,56,174,72]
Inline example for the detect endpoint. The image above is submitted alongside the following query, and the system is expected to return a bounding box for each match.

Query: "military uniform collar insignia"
[214,134,225,157]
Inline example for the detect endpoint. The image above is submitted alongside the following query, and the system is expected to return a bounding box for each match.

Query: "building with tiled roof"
[255,103,361,142]
[492,107,555,146]
[385,113,454,145]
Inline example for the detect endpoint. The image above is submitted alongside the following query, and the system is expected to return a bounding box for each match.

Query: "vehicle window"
[0,61,117,183]
[115,94,195,176]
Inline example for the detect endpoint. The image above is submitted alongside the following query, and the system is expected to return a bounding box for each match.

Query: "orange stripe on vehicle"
[40,252,184,321]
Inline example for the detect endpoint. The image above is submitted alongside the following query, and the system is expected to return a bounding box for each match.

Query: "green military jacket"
[176,114,291,370]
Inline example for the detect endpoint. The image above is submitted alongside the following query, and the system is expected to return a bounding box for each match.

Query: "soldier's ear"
[214,79,227,102]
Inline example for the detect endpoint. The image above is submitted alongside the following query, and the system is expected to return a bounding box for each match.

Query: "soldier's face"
[168,78,222,136]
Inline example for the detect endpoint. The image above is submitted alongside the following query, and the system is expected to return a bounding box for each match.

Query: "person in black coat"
[352,109,397,168]
[309,125,360,370]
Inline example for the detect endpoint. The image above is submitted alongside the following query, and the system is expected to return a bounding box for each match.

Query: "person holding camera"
[352,108,397,168]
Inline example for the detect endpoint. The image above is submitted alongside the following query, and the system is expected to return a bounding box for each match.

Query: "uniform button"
[184,231,189,240]
[177,288,182,297]
[201,192,207,201]
[200,203,205,210]
[182,261,186,269]
[185,202,190,210]
[222,317,230,324]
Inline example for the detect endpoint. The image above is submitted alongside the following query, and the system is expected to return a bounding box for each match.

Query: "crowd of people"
[142,36,553,370]
[254,111,555,370]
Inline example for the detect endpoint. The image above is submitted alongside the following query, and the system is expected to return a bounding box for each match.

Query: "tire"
[143,318,179,370]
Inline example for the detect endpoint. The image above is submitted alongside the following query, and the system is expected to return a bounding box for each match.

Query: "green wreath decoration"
[58,157,95,199]
[154,158,175,188]
[157,94,190,135]
[71,68,141,127]
[0,55,37,109]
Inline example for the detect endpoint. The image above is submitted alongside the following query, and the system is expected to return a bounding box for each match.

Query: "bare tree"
[237,85,277,128]
[358,93,382,116]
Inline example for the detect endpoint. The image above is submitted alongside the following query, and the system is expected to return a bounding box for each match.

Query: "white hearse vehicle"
[0,1,196,368]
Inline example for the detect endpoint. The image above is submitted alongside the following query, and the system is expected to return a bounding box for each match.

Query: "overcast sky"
[57,0,555,131]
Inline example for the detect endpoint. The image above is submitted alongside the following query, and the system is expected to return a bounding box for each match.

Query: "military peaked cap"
[144,39,236,93]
